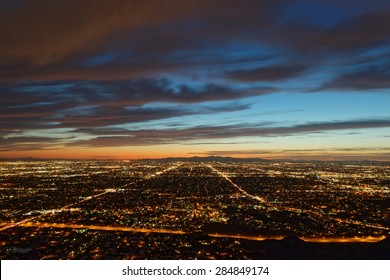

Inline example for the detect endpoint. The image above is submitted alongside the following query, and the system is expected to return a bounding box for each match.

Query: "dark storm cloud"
[0,0,389,89]
[261,0,390,53]
[0,0,200,65]
[0,0,279,82]
[312,11,390,51]
[70,118,390,147]
[1,1,385,82]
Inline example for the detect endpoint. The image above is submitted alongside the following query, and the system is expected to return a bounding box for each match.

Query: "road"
[205,164,266,203]
[5,221,386,243]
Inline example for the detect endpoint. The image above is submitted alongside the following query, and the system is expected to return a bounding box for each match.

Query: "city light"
[0,160,389,259]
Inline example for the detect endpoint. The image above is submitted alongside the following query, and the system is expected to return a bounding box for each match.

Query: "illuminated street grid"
[0,160,389,259]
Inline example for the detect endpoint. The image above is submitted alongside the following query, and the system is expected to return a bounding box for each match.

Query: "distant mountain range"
[0,156,389,165]
[0,155,269,162]
[141,156,271,163]
[140,156,390,165]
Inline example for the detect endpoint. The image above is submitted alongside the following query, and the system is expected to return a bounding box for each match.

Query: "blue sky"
[0,0,389,160]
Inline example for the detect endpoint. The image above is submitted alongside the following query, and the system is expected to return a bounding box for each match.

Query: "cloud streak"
[319,65,390,90]
[0,136,70,152]
[228,65,308,82]
[1,79,268,131]
[69,118,390,147]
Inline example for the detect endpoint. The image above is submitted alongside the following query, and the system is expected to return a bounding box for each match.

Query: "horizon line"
[0,155,389,163]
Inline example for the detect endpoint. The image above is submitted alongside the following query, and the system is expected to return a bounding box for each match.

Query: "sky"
[1,0,390,160]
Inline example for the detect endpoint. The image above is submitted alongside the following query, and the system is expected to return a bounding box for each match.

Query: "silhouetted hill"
[246,236,390,259]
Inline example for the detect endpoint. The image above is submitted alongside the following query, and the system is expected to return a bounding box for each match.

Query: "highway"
[205,164,266,203]
[6,221,386,243]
